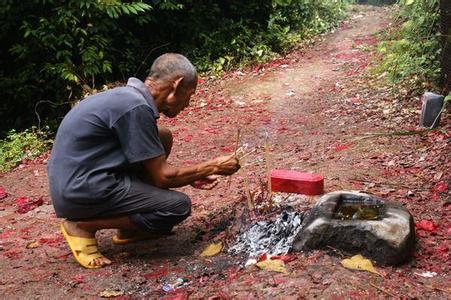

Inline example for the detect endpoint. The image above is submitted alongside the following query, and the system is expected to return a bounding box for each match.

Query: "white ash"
[228,210,304,259]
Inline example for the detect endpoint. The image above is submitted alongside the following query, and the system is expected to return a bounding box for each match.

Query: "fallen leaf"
[256,259,288,274]
[433,171,443,181]
[99,289,124,298]
[26,241,40,249]
[340,254,381,275]
[0,187,7,200]
[415,220,437,232]
[201,241,223,257]
[16,197,44,214]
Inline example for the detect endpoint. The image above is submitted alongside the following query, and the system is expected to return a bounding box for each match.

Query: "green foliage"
[375,0,441,89]
[0,0,349,134]
[185,0,349,73]
[0,128,52,173]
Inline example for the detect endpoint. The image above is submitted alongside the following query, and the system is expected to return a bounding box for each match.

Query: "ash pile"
[228,210,304,259]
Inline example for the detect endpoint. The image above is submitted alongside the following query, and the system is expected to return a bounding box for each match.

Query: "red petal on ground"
[331,142,354,152]
[72,274,85,284]
[143,266,168,280]
[434,243,448,255]
[220,146,234,152]
[0,187,7,199]
[270,253,297,263]
[432,181,448,193]
[39,235,64,247]
[204,128,220,134]
[0,229,15,239]
[415,220,438,232]
[16,197,44,214]
[16,197,30,205]
[258,253,268,262]
[183,135,193,142]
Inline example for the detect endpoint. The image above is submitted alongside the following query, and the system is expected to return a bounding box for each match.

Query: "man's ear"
[172,77,184,92]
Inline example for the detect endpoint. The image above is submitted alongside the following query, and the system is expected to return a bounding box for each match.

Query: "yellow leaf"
[200,241,223,257]
[341,254,381,276]
[26,241,40,249]
[99,290,124,298]
[256,259,288,274]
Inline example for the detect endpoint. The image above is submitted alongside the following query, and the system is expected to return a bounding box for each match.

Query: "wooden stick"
[243,177,255,211]
[353,129,431,141]
[369,282,396,297]
[226,128,242,190]
[264,135,273,206]
[234,128,241,156]
[237,148,257,160]
[425,285,451,294]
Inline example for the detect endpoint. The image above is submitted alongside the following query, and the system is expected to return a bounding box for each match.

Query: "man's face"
[163,85,196,118]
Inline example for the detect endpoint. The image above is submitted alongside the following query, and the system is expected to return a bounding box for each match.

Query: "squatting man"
[48,53,240,268]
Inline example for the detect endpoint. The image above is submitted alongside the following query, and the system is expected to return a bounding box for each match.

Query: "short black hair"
[148,53,197,89]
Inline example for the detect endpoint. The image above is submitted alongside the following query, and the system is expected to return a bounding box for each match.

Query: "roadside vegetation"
[374,0,442,93]
[0,128,51,173]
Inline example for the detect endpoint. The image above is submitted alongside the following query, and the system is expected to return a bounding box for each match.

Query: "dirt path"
[0,5,449,299]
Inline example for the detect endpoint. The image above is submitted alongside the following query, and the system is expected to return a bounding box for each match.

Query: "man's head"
[145,53,197,118]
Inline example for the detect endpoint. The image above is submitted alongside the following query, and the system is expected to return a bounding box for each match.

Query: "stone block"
[293,191,415,265]
[419,92,444,128]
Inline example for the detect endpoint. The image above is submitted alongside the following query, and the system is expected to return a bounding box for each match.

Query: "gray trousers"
[69,177,191,233]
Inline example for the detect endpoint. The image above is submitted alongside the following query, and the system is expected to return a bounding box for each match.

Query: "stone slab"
[293,191,415,265]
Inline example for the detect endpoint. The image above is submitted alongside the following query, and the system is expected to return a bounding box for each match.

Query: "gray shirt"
[48,78,165,218]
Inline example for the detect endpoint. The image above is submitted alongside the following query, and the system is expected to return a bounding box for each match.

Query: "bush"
[0,128,52,173]
[375,0,441,91]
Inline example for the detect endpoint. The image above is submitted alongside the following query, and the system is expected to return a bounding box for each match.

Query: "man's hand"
[211,155,240,175]
[191,175,220,190]
[142,154,240,189]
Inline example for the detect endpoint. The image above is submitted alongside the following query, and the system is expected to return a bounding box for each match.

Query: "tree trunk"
[440,0,451,93]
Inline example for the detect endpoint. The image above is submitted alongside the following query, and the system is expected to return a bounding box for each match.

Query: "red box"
[270,170,324,195]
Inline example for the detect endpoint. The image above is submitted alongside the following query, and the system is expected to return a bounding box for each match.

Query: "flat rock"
[293,191,415,265]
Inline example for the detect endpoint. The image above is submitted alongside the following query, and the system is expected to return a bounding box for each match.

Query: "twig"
[264,134,273,207]
[234,128,241,157]
[425,285,451,294]
[243,177,255,211]
[226,128,241,190]
[369,282,396,297]
[134,42,171,76]
[353,129,431,141]
[237,148,257,160]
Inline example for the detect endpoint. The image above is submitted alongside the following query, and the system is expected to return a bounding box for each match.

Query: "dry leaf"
[99,289,124,298]
[340,254,381,275]
[434,171,443,181]
[26,241,40,249]
[256,259,287,274]
[200,241,223,257]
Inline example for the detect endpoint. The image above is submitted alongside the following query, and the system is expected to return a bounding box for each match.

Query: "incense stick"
[226,128,242,190]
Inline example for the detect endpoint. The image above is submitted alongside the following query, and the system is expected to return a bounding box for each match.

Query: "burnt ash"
[228,210,304,258]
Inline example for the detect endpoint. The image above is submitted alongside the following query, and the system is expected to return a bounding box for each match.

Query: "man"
[48,53,240,269]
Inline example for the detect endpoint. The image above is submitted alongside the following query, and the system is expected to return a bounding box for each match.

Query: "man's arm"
[142,154,240,189]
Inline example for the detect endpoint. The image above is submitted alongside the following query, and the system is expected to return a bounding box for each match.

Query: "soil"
[0,5,449,299]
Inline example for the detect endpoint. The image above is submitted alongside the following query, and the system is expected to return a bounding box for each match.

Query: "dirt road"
[0,5,449,299]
